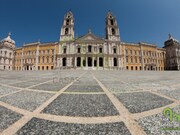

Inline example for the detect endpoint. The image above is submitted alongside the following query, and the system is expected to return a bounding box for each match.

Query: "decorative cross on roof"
[8,32,11,37]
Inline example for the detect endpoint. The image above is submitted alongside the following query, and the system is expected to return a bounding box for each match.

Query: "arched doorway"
[151,66,153,70]
[99,57,103,67]
[113,58,117,67]
[94,60,97,67]
[88,57,92,67]
[77,57,81,67]
[62,58,66,67]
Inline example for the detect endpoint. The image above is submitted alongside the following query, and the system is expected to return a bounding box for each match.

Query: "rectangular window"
[126,56,128,63]
[77,48,81,53]
[52,49,54,54]
[99,48,103,53]
[126,49,128,55]
[130,50,132,55]
[63,48,66,54]
[113,48,116,54]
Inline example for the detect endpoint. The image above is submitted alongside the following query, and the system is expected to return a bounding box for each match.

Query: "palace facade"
[1,11,175,71]
[0,33,15,70]
[164,34,180,70]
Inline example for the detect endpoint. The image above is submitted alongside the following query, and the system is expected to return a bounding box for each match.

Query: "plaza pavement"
[0,70,180,135]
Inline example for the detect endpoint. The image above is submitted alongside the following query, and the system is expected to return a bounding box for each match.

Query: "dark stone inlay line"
[16,117,131,135]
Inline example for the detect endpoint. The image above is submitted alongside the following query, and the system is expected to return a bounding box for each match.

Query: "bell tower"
[60,11,74,41]
[105,12,120,41]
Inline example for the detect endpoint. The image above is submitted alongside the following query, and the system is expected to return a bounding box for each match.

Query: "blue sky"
[0,0,180,47]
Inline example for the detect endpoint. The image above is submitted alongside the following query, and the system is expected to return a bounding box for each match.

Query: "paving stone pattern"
[16,118,131,135]
[0,105,23,132]
[0,70,179,134]
[42,94,119,117]
[114,92,174,113]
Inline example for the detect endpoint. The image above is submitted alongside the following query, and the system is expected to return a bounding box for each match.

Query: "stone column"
[123,45,126,70]
[21,48,24,71]
[140,45,144,71]
[60,58,62,68]
[118,57,121,69]
[97,57,99,69]
[108,57,111,69]
[54,45,56,69]
[112,57,114,69]
[75,57,77,67]
[81,56,83,68]
[36,45,39,71]
[92,57,94,67]
[119,45,122,69]
[155,48,158,71]
[58,43,61,54]
[57,58,60,68]
[103,57,105,69]
[86,57,88,68]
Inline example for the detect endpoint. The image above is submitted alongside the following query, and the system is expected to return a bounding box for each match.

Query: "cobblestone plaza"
[0,70,179,135]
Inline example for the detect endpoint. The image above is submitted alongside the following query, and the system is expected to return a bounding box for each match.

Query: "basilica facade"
[56,11,165,71]
[1,11,171,71]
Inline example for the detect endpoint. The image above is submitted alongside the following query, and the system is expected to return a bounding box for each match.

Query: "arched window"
[99,57,103,67]
[110,19,114,25]
[113,48,116,54]
[77,57,81,67]
[113,58,117,67]
[77,47,81,53]
[65,28,69,35]
[66,19,70,25]
[63,48,67,54]
[62,58,66,67]
[112,28,115,35]
[99,47,103,53]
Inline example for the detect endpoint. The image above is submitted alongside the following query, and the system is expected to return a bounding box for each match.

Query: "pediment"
[76,32,103,42]
[83,35,96,40]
